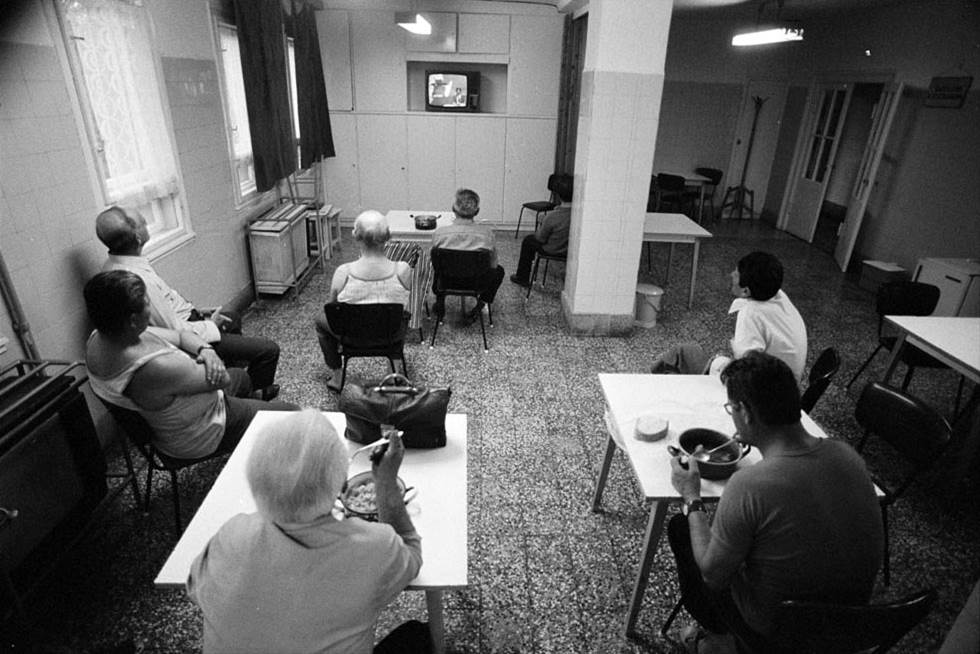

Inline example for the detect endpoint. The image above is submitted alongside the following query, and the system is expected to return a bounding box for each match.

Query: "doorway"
[811,83,884,254]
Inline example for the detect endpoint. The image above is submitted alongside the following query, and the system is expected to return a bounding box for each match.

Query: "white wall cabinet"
[322,113,360,216]
[407,114,457,210]
[350,12,406,113]
[458,14,510,54]
[913,258,980,317]
[456,116,506,223]
[317,10,353,111]
[356,114,408,213]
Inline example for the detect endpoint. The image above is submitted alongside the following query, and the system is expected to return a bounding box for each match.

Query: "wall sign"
[924,76,973,108]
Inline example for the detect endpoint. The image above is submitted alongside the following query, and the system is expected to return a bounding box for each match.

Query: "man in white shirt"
[651,252,808,383]
[96,206,282,400]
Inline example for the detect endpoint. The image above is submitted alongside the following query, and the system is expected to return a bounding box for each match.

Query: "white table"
[660,171,712,224]
[383,211,456,335]
[881,316,980,385]
[155,411,468,654]
[643,213,713,309]
[591,374,848,639]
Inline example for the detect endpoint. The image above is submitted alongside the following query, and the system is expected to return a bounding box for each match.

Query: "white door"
[834,82,904,271]
[456,116,506,223]
[356,114,407,213]
[321,113,360,216]
[782,83,853,240]
[406,114,455,211]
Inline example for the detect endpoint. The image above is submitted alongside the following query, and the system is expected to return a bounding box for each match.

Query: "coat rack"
[721,95,768,220]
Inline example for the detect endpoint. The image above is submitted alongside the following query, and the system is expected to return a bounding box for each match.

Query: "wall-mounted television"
[425,71,480,112]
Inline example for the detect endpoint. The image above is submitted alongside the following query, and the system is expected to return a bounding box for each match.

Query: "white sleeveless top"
[336,270,410,305]
[87,330,226,459]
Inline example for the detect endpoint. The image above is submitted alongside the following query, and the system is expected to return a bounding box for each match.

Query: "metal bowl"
[340,471,408,521]
[413,214,437,230]
[678,428,750,480]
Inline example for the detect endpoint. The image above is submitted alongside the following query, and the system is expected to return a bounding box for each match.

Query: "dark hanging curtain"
[289,3,335,169]
[234,0,296,192]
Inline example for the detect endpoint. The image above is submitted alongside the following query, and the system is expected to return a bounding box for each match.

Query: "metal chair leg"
[169,470,182,533]
[478,312,489,352]
[119,437,142,506]
[515,207,527,238]
[527,255,541,300]
[144,464,154,514]
[846,345,884,389]
[881,504,890,586]
[660,598,684,638]
[340,358,348,391]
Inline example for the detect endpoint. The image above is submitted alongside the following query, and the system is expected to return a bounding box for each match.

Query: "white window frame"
[52,0,192,258]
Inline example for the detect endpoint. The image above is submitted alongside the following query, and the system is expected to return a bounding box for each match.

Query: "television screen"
[426,71,479,112]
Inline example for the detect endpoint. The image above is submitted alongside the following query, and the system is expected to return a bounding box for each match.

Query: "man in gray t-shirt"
[668,352,882,646]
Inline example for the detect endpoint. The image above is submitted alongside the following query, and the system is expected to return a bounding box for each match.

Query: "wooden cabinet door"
[407,114,456,211]
[503,117,556,226]
[456,116,506,223]
[321,113,360,217]
[356,114,407,213]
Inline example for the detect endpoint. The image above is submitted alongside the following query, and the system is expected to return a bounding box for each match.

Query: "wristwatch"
[682,499,706,516]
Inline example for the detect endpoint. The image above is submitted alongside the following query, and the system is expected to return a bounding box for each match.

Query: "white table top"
[659,171,711,185]
[385,210,456,241]
[643,212,713,241]
[599,374,835,501]
[885,316,980,381]
[155,411,469,590]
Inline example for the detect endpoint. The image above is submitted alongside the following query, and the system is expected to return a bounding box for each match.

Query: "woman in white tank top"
[314,211,413,390]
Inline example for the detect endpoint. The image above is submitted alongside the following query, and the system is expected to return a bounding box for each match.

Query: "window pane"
[287,38,300,141]
[215,23,257,200]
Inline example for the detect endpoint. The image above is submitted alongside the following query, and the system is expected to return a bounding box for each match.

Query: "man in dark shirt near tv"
[509,179,573,289]
[430,188,505,325]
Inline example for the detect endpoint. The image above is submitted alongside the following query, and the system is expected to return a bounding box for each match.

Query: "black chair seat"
[522,200,557,212]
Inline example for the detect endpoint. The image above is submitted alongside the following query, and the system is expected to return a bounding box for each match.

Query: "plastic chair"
[690,167,723,223]
[800,347,841,413]
[854,382,952,586]
[846,281,944,391]
[515,173,572,239]
[429,248,495,352]
[99,399,227,533]
[735,588,936,654]
[525,251,567,300]
[323,302,409,391]
[652,173,694,216]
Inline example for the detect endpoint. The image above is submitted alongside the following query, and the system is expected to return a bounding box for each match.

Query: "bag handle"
[372,373,419,394]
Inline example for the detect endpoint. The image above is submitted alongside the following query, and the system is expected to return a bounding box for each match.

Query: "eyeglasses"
[723,402,740,415]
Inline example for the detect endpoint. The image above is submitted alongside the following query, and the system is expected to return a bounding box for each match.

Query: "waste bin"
[635,283,664,328]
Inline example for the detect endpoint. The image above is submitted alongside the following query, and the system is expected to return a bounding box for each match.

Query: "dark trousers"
[214,371,298,455]
[514,235,547,282]
[667,513,753,636]
[374,620,433,654]
[212,332,280,390]
[433,265,505,315]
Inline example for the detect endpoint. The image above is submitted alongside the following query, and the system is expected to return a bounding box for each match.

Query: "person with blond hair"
[312,210,412,391]
[187,410,429,653]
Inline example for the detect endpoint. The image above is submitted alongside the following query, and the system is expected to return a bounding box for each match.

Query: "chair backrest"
[855,382,952,472]
[800,347,841,413]
[430,248,493,294]
[875,280,940,320]
[98,397,155,455]
[656,173,687,192]
[324,303,407,346]
[770,588,936,654]
[547,173,573,203]
[695,167,723,186]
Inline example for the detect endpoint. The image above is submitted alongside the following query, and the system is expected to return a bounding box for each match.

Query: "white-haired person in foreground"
[187,409,429,653]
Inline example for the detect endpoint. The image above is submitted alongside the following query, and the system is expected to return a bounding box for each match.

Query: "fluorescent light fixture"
[396,12,431,35]
[732,26,804,47]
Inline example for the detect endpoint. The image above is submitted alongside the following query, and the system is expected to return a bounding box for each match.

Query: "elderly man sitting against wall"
[187,410,430,653]
[84,270,296,460]
[96,205,282,400]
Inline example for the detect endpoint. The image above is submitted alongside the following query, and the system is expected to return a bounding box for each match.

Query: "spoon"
[349,437,390,462]
[691,437,738,462]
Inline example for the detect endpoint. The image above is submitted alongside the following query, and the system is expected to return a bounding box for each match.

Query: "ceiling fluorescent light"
[396,12,431,35]
[732,26,803,47]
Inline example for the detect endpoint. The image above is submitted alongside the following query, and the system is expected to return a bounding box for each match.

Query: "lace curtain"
[63,0,179,206]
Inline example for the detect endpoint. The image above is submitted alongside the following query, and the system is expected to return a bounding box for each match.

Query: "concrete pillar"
[562,0,672,335]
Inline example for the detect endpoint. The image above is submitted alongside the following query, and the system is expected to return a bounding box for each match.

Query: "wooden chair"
[323,302,409,391]
[854,382,952,586]
[735,588,936,654]
[99,399,227,533]
[515,173,572,238]
[429,248,495,352]
[800,347,841,413]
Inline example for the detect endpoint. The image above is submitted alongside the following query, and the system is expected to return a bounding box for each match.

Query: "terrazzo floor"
[7,219,979,653]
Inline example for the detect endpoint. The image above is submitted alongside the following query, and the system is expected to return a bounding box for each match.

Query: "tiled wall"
[0,39,105,365]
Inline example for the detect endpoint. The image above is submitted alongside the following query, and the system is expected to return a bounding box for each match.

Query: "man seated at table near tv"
[668,352,882,653]
[651,251,807,383]
[187,410,430,654]
[430,188,505,325]
[96,205,282,401]
[509,178,573,289]
[84,270,297,461]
